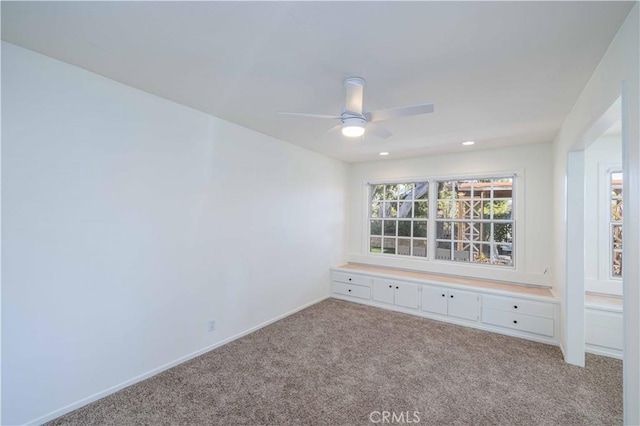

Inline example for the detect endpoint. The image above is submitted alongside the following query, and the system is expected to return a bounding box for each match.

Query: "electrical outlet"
[208,320,216,332]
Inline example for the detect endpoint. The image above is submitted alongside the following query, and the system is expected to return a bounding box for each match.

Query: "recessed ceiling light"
[379,152,389,156]
[462,140,476,146]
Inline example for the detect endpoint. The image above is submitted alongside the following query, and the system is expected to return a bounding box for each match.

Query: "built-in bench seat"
[337,263,555,298]
[331,263,559,346]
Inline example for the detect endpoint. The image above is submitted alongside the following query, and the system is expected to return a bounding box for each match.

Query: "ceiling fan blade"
[345,77,365,115]
[367,122,393,139]
[279,112,340,119]
[367,103,434,122]
[315,123,341,140]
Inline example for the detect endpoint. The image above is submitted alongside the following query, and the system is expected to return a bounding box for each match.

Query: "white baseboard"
[585,344,623,360]
[27,295,330,426]
[331,295,559,348]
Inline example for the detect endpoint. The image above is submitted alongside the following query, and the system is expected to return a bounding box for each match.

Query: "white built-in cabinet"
[332,271,371,300]
[331,266,560,346]
[372,279,419,309]
[482,294,555,337]
[421,286,479,321]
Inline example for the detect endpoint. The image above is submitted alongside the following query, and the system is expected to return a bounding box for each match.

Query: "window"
[610,171,623,278]
[369,182,429,257]
[367,176,515,267]
[435,178,514,266]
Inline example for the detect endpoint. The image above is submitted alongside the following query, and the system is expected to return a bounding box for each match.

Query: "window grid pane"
[369,182,429,258]
[435,177,514,267]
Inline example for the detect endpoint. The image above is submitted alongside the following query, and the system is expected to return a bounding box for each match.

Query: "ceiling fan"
[280,77,434,140]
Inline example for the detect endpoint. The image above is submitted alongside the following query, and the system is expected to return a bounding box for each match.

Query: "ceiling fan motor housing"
[344,76,365,87]
[342,115,366,127]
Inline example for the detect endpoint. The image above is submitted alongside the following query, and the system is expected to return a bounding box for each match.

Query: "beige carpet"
[48,299,622,425]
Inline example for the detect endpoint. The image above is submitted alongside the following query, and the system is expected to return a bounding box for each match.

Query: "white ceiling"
[1,1,634,163]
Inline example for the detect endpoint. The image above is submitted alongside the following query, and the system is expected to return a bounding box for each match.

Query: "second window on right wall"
[435,177,514,266]
[610,171,623,278]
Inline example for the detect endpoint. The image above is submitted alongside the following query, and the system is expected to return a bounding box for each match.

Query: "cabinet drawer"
[482,295,554,319]
[331,271,371,287]
[333,281,371,300]
[482,308,554,337]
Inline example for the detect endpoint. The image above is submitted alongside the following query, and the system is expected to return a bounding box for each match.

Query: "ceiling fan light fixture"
[341,116,366,137]
[281,77,434,141]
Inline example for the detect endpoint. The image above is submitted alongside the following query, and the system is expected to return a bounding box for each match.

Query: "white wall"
[584,134,622,295]
[551,4,639,422]
[347,143,553,286]
[1,42,348,425]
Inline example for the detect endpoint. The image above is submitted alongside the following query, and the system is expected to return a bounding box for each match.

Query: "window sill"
[347,253,548,287]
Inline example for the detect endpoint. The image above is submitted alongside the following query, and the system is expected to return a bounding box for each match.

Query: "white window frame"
[363,170,521,271]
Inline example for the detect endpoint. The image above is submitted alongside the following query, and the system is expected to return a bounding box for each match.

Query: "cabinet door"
[421,285,448,315]
[448,289,479,321]
[372,280,395,305]
[394,282,419,310]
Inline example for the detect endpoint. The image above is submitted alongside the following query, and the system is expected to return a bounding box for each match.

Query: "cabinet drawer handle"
[513,320,517,324]
[395,286,399,289]
[450,295,454,298]
[389,285,392,288]
[514,305,518,309]
[441,294,446,297]
[348,278,352,281]
[348,289,352,292]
